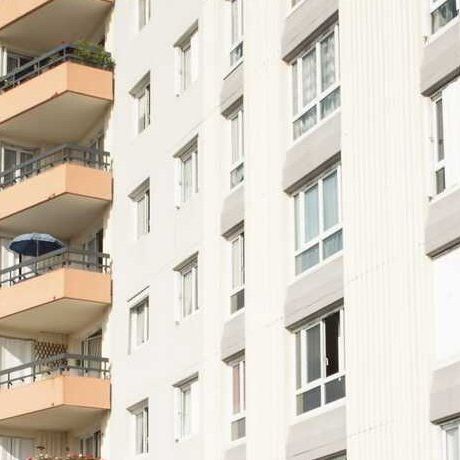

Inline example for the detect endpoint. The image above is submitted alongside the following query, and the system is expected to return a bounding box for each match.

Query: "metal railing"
[0,43,114,93]
[0,248,111,288]
[0,144,111,190]
[0,353,110,389]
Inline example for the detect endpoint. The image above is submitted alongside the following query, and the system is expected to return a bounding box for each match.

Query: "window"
[139,0,151,29]
[177,140,198,205]
[176,26,199,93]
[130,180,150,238]
[230,0,244,66]
[130,298,149,351]
[229,106,244,188]
[80,431,102,458]
[443,420,460,460]
[431,78,460,196]
[230,230,245,314]
[176,257,199,320]
[131,402,149,455]
[295,308,345,415]
[0,437,34,460]
[0,145,34,187]
[229,355,246,441]
[291,0,302,7]
[5,51,32,75]
[175,376,199,440]
[291,25,340,140]
[131,74,151,133]
[431,0,458,34]
[294,166,342,275]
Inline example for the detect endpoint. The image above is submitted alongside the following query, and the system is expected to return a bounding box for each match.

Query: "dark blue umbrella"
[8,233,65,257]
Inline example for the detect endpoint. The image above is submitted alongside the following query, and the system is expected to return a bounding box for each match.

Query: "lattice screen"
[34,341,67,360]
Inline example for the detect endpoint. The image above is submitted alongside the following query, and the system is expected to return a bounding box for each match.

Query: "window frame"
[0,144,34,186]
[131,402,149,455]
[176,256,199,321]
[228,354,246,442]
[229,230,245,315]
[432,92,446,196]
[138,0,152,30]
[441,418,460,460]
[430,0,459,35]
[175,26,198,94]
[175,376,199,441]
[229,0,244,67]
[129,297,150,352]
[129,179,150,239]
[291,24,340,141]
[229,106,245,189]
[294,307,345,416]
[177,143,199,205]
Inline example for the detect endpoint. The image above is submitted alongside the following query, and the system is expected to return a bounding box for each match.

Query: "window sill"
[426,16,460,44]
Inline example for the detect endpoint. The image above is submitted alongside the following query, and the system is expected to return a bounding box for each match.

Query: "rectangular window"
[139,0,151,29]
[176,27,199,93]
[295,308,345,415]
[230,231,245,314]
[130,179,150,238]
[131,403,149,455]
[0,145,34,187]
[0,436,34,460]
[229,106,244,189]
[291,25,340,140]
[177,142,198,204]
[230,0,244,66]
[177,257,199,320]
[294,166,342,275]
[130,298,149,351]
[229,356,246,441]
[5,51,32,75]
[131,74,151,134]
[431,0,458,34]
[443,420,460,460]
[175,376,199,440]
[79,431,101,458]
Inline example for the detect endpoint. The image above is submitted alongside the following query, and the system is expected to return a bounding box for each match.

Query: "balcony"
[0,354,110,431]
[0,248,111,333]
[0,144,112,239]
[0,0,114,53]
[0,44,113,144]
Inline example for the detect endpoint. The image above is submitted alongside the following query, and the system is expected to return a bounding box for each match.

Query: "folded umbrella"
[8,233,65,257]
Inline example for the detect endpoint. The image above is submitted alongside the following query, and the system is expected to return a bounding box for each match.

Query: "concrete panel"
[221,186,244,237]
[430,360,460,423]
[283,113,341,193]
[425,188,460,257]
[220,63,244,116]
[286,405,346,460]
[285,256,343,328]
[225,443,246,460]
[421,22,460,96]
[221,312,245,360]
[281,0,339,62]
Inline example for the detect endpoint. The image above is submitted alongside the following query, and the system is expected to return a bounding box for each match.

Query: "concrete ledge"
[220,63,244,116]
[285,256,343,329]
[221,312,245,360]
[283,113,341,193]
[287,405,346,460]
[282,0,338,62]
[221,186,244,237]
[421,21,460,96]
[430,360,460,423]
[425,187,460,257]
[225,443,246,460]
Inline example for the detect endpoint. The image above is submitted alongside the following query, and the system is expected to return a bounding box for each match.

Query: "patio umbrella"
[8,233,65,257]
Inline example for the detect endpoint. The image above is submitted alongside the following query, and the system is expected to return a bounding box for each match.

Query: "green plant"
[73,40,115,70]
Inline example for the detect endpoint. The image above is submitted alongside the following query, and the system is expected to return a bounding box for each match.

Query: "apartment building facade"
[0,0,459,459]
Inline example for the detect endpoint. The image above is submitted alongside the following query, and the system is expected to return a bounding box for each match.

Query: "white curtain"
[302,49,317,106]
[321,33,336,91]
[0,437,34,460]
[0,337,33,386]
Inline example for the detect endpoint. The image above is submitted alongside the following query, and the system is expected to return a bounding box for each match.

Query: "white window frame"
[174,376,199,441]
[131,75,151,134]
[291,24,340,141]
[229,0,244,67]
[177,142,198,205]
[229,230,245,314]
[129,297,149,352]
[176,256,199,320]
[129,179,150,239]
[295,307,345,416]
[229,106,244,189]
[131,402,149,455]
[441,419,460,460]
[293,165,342,276]
[432,93,446,195]
[79,430,102,458]
[0,144,34,186]
[430,0,459,35]
[138,0,152,30]
[228,355,246,442]
[175,26,199,94]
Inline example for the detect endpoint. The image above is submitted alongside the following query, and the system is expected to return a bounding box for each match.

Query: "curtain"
[302,49,316,107]
[0,437,34,460]
[321,33,336,91]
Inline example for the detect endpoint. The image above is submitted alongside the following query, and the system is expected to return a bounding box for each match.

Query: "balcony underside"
[0,376,110,431]
[0,268,111,334]
[0,0,114,53]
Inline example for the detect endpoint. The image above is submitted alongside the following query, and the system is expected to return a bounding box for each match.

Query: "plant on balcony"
[27,447,98,460]
[73,40,115,70]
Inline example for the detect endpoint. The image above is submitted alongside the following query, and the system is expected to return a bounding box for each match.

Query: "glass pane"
[230,163,244,188]
[306,324,321,383]
[432,0,458,33]
[232,237,242,289]
[295,245,320,274]
[292,61,299,115]
[302,49,317,106]
[231,289,245,313]
[182,269,193,317]
[325,311,340,376]
[325,376,346,403]
[231,417,246,441]
[323,230,343,259]
[182,156,193,202]
[182,388,192,437]
[2,149,17,185]
[135,412,144,454]
[183,45,191,90]
[232,364,241,414]
[321,87,341,119]
[296,386,321,414]
[323,171,339,230]
[436,98,444,161]
[304,185,319,242]
[294,194,301,251]
[436,168,446,194]
[231,0,240,44]
[321,33,336,91]
[446,427,459,460]
[231,114,241,163]
[293,106,317,139]
[230,42,243,65]
[295,331,302,389]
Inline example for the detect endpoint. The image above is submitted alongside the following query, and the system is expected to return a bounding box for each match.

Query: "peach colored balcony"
[0,0,114,53]
[0,356,110,431]
[0,144,112,240]
[0,44,113,145]
[0,249,111,333]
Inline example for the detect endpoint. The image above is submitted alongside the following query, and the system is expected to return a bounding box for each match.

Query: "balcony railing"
[0,43,114,93]
[0,144,111,190]
[0,248,111,288]
[0,353,110,389]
